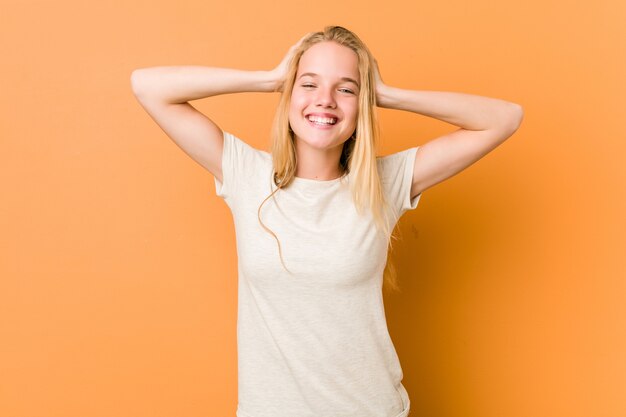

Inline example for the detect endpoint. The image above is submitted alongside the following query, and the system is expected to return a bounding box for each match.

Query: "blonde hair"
[258,25,405,293]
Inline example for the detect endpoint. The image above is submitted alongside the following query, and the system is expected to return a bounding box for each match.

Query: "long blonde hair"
[258,25,405,292]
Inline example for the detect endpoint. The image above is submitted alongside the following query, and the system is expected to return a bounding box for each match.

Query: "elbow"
[504,102,524,134]
[130,69,145,97]
[493,103,524,142]
[130,68,156,98]
[512,103,524,124]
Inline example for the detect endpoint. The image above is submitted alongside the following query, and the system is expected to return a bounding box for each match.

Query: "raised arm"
[130,66,278,182]
[372,59,524,199]
[129,35,310,182]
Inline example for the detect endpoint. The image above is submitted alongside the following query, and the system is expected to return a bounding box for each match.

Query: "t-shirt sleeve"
[377,146,423,218]
[213,131,262,208]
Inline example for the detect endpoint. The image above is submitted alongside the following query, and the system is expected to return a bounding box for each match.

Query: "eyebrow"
[298,72,360,88]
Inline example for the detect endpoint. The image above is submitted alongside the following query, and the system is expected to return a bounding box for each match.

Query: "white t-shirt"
[214,131,422,417]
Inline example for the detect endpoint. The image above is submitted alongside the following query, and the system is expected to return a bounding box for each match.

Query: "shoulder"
[222,131,272,170]
[375,146,422,217]
[376,147,419,182]
[223,131,270,159]
[214,131,272,203]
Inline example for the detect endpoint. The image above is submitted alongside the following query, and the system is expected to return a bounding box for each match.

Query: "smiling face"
[288,41,360,152]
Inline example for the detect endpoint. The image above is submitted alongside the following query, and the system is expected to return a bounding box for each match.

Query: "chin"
[298,139,348,153]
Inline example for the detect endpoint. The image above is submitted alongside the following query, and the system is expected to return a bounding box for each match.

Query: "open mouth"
[306,115,338,126]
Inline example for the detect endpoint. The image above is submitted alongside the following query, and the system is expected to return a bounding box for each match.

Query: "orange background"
[2,1,625,416]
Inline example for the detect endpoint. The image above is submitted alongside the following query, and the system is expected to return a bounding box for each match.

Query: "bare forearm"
[130,66,279,104]
[378,85,523,131]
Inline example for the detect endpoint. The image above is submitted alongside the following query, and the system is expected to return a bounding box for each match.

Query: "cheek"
[288,105,300,126]
[290,93,307,110]
[340,97,358,116]
[289,95,302,116]
[346,105,359,126]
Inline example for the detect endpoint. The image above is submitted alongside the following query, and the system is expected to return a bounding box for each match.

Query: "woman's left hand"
[371,57,389,107]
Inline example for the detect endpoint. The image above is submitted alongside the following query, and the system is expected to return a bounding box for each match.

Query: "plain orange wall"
[2,1,624,416]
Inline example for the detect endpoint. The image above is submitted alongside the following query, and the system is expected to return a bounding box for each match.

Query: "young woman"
[131,25,523,417]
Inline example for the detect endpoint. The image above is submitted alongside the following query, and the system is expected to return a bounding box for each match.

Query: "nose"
[315,86,336,108]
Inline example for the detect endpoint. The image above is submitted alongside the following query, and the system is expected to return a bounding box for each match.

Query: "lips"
[305,113,339,127]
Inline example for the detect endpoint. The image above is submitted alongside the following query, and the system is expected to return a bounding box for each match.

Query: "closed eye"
[301,84,355,94]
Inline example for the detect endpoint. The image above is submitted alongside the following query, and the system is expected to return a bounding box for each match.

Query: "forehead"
[297,41,359,79]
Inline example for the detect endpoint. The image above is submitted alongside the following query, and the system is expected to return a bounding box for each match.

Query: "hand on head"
[270,32,314,92]
[370,56,389,107]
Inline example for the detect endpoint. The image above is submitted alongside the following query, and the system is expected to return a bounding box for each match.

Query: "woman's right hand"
[269,32,313,92]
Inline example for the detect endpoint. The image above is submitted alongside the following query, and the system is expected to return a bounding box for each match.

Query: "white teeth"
[307,115,337,125]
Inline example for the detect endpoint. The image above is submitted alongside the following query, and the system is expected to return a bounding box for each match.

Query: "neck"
[293,138,344,180]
